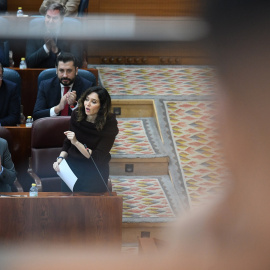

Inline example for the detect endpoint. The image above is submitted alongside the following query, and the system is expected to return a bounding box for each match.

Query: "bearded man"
[33,53,94,120]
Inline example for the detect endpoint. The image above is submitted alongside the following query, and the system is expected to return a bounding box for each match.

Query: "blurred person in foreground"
[39,0,80,17]
[3,0,270,269]
[0,0,6,13]
[26,3,83,68]
[33,53,93,120]
[0,63,20,126]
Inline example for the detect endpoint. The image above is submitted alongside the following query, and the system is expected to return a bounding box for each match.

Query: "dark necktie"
[60,86,70,116]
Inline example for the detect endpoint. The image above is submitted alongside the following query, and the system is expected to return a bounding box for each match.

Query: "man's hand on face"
[67,91,77,106]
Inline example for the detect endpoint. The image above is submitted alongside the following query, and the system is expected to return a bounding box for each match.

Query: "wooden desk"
[5,125,32,191]
[12,68,99,117]
[6,125,31,164]
[0,192,123,247]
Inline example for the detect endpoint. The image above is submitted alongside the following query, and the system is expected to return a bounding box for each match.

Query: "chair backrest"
[0,41,9,67]
[31,116,70,177]
[3,68,21,99]
[37,68,97,88]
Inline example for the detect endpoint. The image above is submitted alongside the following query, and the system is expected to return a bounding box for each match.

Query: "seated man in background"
[26,3,83,68]
[0,63,20,126]
[39,0,81,17]
[0,0,7,13]
[33,53,93,120]
[0,137,16,192]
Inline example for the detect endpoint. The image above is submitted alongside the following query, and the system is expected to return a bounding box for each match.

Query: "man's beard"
[60,77,75,86]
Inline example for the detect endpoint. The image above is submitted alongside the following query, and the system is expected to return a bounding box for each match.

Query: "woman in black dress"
[53,86,118,192]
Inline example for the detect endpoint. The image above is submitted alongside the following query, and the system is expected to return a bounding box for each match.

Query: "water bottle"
[26,116,33,127]
[20,105,26,124]
[19,57,27,69]
[29,183,38,197]
[17,7,23,17]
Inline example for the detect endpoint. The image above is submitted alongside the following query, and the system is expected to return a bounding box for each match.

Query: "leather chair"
[3,68,22,100]
[0,126,23,192]
[28,116,113,192]
[38,68,97,88]
[28,116,70,192]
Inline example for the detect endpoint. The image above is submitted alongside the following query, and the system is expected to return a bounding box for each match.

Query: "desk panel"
[5,125,32,191]
[0,192,122,247]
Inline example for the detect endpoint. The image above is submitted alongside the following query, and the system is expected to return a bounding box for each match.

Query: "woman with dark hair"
[53,86,118,192]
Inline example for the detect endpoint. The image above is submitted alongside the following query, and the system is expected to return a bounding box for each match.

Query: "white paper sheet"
[57,159,78,192]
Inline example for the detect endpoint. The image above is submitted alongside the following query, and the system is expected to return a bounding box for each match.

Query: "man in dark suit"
[0,137,16,192]
[0,63,20,126]
[33,53,94,120]
[26,3,82,68]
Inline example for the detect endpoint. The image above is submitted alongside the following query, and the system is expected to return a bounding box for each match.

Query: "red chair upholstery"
[28,117,70,192]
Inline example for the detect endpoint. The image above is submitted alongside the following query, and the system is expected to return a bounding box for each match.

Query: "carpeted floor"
[164,101,224,207]
[111,118,165,157]
[111,119,155,155]
[99,66,215,96]
[96,65,223,212]
[111,175,181,223]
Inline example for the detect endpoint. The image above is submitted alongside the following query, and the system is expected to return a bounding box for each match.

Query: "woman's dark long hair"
[77,86,111,131]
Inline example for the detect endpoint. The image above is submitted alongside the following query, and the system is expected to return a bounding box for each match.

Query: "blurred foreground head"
[205,0,270,186]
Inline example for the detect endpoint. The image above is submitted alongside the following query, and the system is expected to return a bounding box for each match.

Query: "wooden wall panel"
[87,41,209,65]
[89,0,202,16]
[8,0,202,16]
[8,0,43,13]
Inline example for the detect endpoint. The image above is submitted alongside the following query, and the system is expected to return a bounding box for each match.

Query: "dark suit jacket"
[0,79,20,126]
[0,138,16,192]
[33,75,93,120]
[26,21,83,68]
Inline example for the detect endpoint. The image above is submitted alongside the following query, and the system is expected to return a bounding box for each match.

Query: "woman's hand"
[53,152,68,172]
[53,161,61,172]
[64,131,78,145]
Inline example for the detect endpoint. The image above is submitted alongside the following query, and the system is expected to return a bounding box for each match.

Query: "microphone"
[84,144,112,196]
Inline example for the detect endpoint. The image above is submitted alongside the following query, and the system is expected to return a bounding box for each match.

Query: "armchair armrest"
[13,178,23,192]
[27,169,43,192]
[28,157,43,192]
